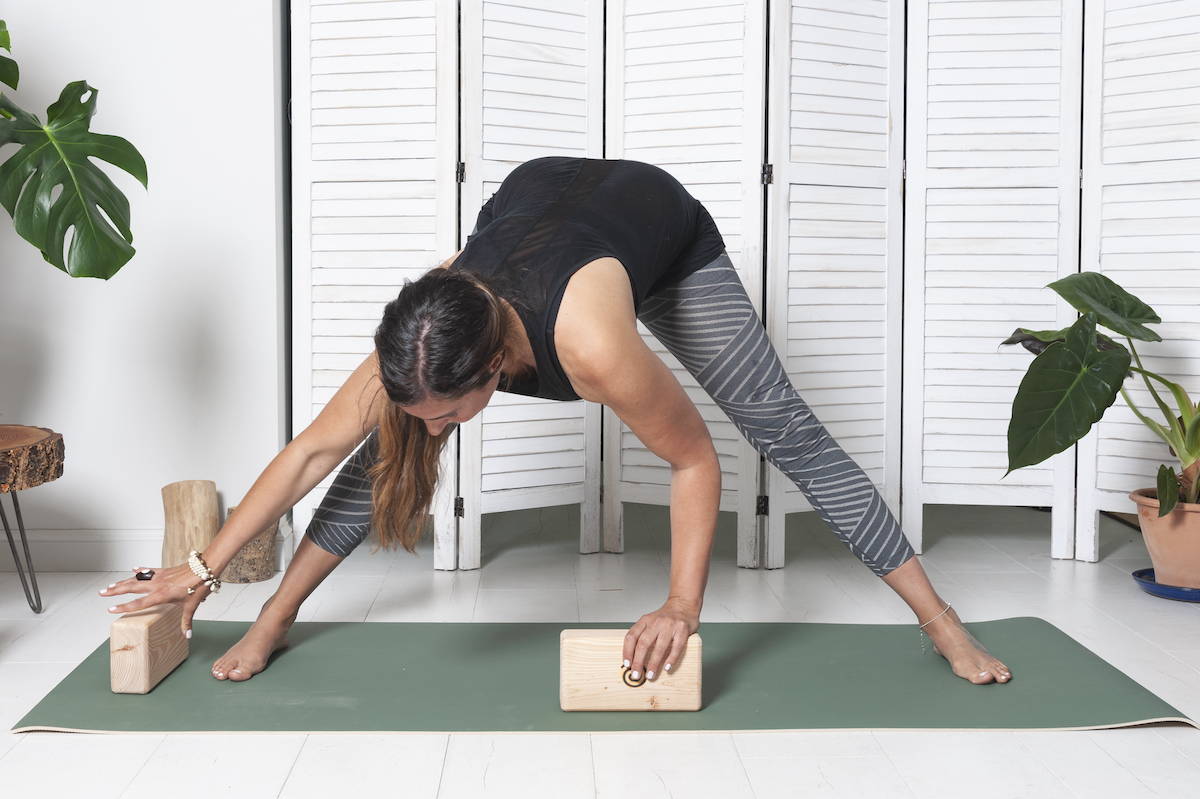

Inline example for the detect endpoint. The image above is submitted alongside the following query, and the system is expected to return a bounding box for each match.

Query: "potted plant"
[1001,271,1200,591]
[0,19,147,612]
[0,18,147,279]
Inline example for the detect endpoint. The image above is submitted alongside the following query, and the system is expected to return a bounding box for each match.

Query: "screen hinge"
[756,495,769,516]
[760,163,773,185]
[454,496,464,517]
[901,158,906,181]
[456,162,466,183]
[1079,168,1083,189]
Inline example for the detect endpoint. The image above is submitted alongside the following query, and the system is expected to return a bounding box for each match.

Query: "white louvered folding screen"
[289,2,1166,573]
[291,0,460,568]
[456,0,605,569]
[1075,0,1200,561]
[762,0,906,568]
[603,0,767,566]
[901,0,1084,557]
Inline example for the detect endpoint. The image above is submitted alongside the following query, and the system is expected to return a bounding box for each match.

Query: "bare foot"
[920,605,1012,685]
[211,609,297,682]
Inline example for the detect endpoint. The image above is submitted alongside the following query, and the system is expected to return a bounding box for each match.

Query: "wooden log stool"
[160,479,221,568]
[0,425,65,613]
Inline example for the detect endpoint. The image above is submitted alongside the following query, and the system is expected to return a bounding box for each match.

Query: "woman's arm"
[572,334,722,603]
[564,311,721,681]
[103,350,390,625]
[206,349,389,572]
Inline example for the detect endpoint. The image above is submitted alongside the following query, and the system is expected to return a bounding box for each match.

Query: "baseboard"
[0,517,295,573]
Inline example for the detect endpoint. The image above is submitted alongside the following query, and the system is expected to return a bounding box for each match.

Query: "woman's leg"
[637,253,913,576]
[304,429,380,557]
[636,251,1011,683]
[210,535,344,681]
[211,432,379,681]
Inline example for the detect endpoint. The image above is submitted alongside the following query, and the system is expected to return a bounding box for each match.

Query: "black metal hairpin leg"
[1,490,43,613]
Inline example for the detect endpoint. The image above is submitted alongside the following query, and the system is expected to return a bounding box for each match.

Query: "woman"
[102,157,1011,686]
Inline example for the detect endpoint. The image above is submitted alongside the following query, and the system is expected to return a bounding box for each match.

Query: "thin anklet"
[919,602,952,654]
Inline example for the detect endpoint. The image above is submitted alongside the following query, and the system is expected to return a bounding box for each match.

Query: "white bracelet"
[187,550,222,593]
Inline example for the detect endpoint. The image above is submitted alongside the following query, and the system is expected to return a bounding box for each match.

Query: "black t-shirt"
[448,156,726,401]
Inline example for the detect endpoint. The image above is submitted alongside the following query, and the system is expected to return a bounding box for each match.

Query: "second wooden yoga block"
[560,629,702,711]
[110,604,189,694]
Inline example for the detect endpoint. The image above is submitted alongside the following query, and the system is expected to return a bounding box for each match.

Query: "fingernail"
[623,659,630,668]
[665,663,672,671]
[647,670,655,680]
[185,629,192,639]
[108,606,117,612]
[631,671,639,679]
[98,589,105,595]
[108,583,116,588]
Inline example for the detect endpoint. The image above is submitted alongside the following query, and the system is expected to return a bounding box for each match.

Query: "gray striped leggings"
[306,251,916,577]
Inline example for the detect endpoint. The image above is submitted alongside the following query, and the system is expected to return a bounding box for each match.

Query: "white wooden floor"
[2,502,1199,798]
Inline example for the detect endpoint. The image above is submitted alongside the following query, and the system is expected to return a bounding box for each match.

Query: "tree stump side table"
[0,425,65,613]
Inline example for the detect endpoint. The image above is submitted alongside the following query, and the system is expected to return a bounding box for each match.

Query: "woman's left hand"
[623,598,700,681]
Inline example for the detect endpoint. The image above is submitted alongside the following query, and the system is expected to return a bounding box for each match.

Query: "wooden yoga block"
[161,479,220,568]
[110,604,189,694]
[560,629,701,711]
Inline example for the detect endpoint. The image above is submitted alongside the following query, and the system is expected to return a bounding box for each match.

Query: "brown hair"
[366,266,510,553]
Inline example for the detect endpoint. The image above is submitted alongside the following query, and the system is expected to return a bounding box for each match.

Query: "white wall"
[0,1,288,572]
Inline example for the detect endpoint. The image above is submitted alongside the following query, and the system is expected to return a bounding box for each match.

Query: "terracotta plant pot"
[1128,487,1200,589]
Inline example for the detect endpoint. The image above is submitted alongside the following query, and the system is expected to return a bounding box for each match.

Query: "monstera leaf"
[0,80,147,279]
[0,21,17,91]
[1005,314,1132,477]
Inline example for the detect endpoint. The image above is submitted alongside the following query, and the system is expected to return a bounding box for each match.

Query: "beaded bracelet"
[187,549,223,593]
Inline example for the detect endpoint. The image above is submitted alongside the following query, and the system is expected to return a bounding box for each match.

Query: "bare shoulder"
[433,249,463,270]
[555,257,638,401]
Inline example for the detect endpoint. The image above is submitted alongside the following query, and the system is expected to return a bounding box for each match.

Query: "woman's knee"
[304,430,380,557]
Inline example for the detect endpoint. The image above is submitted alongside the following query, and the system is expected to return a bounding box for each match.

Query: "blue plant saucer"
[1132,568,1200,602]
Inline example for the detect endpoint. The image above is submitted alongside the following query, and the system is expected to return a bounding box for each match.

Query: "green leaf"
[1186,411,1200,455]
[1046,272,1161,342]
[1001,326,1124,357]
[0,81,146,279]
[0,55,16,91]
[0,20,16,91]
[1005,315,1131,476]
[1156,464,1178,517]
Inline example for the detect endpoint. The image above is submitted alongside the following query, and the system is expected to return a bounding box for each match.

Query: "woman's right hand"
[99,563,213,638]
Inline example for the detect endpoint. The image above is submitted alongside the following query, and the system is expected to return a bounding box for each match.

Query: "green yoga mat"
[12,617,1196,734]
